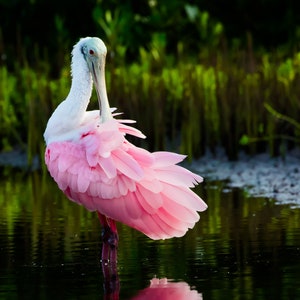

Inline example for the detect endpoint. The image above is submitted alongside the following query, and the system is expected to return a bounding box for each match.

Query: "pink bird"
[44,37,207,262]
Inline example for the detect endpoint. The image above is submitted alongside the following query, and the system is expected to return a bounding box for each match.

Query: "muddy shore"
[192,149,300,208]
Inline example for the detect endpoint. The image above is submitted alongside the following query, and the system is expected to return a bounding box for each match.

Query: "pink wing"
[45,119,207,240]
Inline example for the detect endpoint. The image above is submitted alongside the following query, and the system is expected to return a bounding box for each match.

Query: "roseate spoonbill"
[44,37,207,262]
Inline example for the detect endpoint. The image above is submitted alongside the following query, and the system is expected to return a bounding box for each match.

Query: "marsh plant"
[0,35,300,168]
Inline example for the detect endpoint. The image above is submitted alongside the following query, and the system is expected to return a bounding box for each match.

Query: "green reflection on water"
[0,169,300,299]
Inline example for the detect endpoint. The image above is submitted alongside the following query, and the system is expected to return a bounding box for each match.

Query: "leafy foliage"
[0,0,300,164]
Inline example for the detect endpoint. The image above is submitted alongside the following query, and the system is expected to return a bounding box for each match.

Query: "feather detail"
[126,145,154,167]
[153,151,186,167]
[155,165,200,187]
[98,156,117,179]
[112,149,144,181]
[162,197,200,224]
[45,116,207,240]
[162,184,207,212]
[118,121,146,138]
[124,192,143,219]
[137,185,163,213]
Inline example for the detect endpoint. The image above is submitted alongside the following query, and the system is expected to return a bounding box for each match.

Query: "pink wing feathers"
[45,118,207,240]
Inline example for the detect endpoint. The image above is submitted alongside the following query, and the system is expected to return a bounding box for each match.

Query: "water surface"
[0,169,300,299]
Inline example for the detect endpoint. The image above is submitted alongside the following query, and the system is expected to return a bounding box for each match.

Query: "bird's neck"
[66,66,93,118]
[43,69,93,145]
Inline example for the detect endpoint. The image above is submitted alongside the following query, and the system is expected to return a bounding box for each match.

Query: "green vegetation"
[0,1,300,165]
[1,39,300,165]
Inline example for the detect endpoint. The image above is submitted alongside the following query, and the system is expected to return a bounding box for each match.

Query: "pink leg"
[97,212,119,263]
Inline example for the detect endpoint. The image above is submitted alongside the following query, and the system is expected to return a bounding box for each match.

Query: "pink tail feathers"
[97,151,207,240]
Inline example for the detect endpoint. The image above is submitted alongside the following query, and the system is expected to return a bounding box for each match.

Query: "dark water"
[1,169,300,299]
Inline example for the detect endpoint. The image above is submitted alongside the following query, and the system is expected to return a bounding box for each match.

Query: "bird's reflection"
[101,262,120,299]
[131,278,202,300]
[101,262,202,300]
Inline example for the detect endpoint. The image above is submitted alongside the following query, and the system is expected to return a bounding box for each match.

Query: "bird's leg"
[97,212,119,263]
[101,225,119,262]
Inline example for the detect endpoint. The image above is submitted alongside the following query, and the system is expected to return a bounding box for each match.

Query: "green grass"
[0,43,300,168]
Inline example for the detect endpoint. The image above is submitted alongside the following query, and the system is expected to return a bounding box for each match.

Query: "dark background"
[1,0,300,72]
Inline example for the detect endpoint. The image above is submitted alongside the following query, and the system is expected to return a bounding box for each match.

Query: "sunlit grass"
[0,44,300,166]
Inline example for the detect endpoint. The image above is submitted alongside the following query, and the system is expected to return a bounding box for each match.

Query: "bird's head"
[80,37,107,92]
[76,37,112,122]
[80,37,107,71]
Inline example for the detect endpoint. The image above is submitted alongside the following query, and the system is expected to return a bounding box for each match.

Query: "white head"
[71,37,107,83]
[79,37,107,57]
[72,37,112,123]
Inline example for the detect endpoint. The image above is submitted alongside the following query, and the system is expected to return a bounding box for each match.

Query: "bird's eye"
[89,49,95,55]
